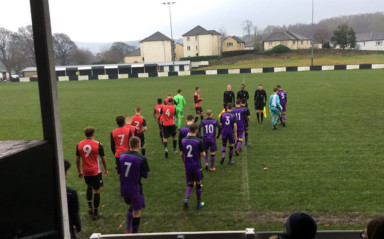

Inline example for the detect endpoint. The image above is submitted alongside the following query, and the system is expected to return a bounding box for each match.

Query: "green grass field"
[199,54,384,70]
[1,70,384,238]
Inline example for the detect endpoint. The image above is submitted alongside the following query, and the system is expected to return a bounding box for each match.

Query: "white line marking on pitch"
[241,146,251,210]
[241,75,251,210]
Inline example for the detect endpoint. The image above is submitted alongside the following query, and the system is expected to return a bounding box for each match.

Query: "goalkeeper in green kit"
[174,89,186,130]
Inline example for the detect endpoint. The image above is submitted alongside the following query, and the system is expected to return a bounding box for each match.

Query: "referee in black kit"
[237,84,249,107]
[223,84,235,110]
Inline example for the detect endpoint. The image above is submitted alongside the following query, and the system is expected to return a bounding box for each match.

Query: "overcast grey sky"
[2,0,383,42]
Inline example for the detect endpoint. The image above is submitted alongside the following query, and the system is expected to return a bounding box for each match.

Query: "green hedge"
[222,50,255,57]
[180,55,221,62]
[270,44,290,53]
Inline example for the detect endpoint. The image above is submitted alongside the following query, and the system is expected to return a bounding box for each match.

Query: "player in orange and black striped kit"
[194,87,204,123]
[132,107,147,155]
[76,126,108,220]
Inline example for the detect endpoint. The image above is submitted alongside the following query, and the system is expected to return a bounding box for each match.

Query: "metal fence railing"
[90,229,362,239]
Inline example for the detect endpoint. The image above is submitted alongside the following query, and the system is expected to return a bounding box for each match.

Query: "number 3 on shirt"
[124,162,132,177]
[225,116,230,125]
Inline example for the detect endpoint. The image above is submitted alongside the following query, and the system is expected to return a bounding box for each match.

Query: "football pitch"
[1,69,384,238]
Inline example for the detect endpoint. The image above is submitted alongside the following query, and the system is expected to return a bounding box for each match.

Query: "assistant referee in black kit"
[223,84,235,109]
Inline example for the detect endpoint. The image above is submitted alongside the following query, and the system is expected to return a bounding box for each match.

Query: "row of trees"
[0,25,137,79]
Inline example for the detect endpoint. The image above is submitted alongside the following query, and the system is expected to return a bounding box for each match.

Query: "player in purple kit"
[181,123,205,209]
[277,85,287,127]
[119,136,150,234]
[179,115,202,186]
[178,115,196,150]
[199,110,221,172]
[240,99,251,146]
[232,100,246,156]
[219,103,237,165]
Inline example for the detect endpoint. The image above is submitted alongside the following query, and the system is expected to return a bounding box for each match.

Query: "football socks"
[132,217,140,233]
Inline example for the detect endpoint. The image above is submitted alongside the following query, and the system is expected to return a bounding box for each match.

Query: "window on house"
[187,37,190,41]
[196,46,198,50]
[376,41,382,46]
[195,36,198,40]
[268,42,272,47]
[227,42,234,47]
[293,41,296,45]
[363,42,366,46]
[187,46,190,51]
[301,40,304,45]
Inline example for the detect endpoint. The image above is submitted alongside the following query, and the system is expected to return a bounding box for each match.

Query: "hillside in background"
[75,40,140,54]
[256,12,384,43]
[75,38,183,54]
[75,12,384,53]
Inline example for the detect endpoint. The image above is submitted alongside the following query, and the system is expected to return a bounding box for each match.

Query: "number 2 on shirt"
[124,162,132,177]
[186,145,193,157]
[134,121,140,130]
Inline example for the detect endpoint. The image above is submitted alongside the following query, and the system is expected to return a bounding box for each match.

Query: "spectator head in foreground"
[363,217,384,239]
[270,212,317,239]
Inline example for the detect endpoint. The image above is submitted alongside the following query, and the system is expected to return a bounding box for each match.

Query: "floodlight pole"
[311,0,314,66]
[163,1,176,71]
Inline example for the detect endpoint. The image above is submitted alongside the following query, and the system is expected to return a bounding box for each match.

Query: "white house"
[182,25,221,57]
[140,31,173,63]
[356,32,384,51]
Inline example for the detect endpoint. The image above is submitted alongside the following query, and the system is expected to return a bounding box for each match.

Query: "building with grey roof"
[263,30,312,51]
[356,32,384,51]
[139,31,173,63]
[182,25,222,57]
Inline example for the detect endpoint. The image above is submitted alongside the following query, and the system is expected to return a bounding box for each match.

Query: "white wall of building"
[183,34,221,57]
[140,40,172,63]
[356,40,384,51]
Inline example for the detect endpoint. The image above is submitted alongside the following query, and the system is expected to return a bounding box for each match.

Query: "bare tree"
[52,33,77,66]
[242,20,253,40]
[0,28,18,79]
[15,25,36,66]
[109,42,136,63]
[71,48,95,65]
[218,26,227,41]
[262,25,285,36]
[95,42,136,64]
[252,26,263,50]
[313,27,331,44]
